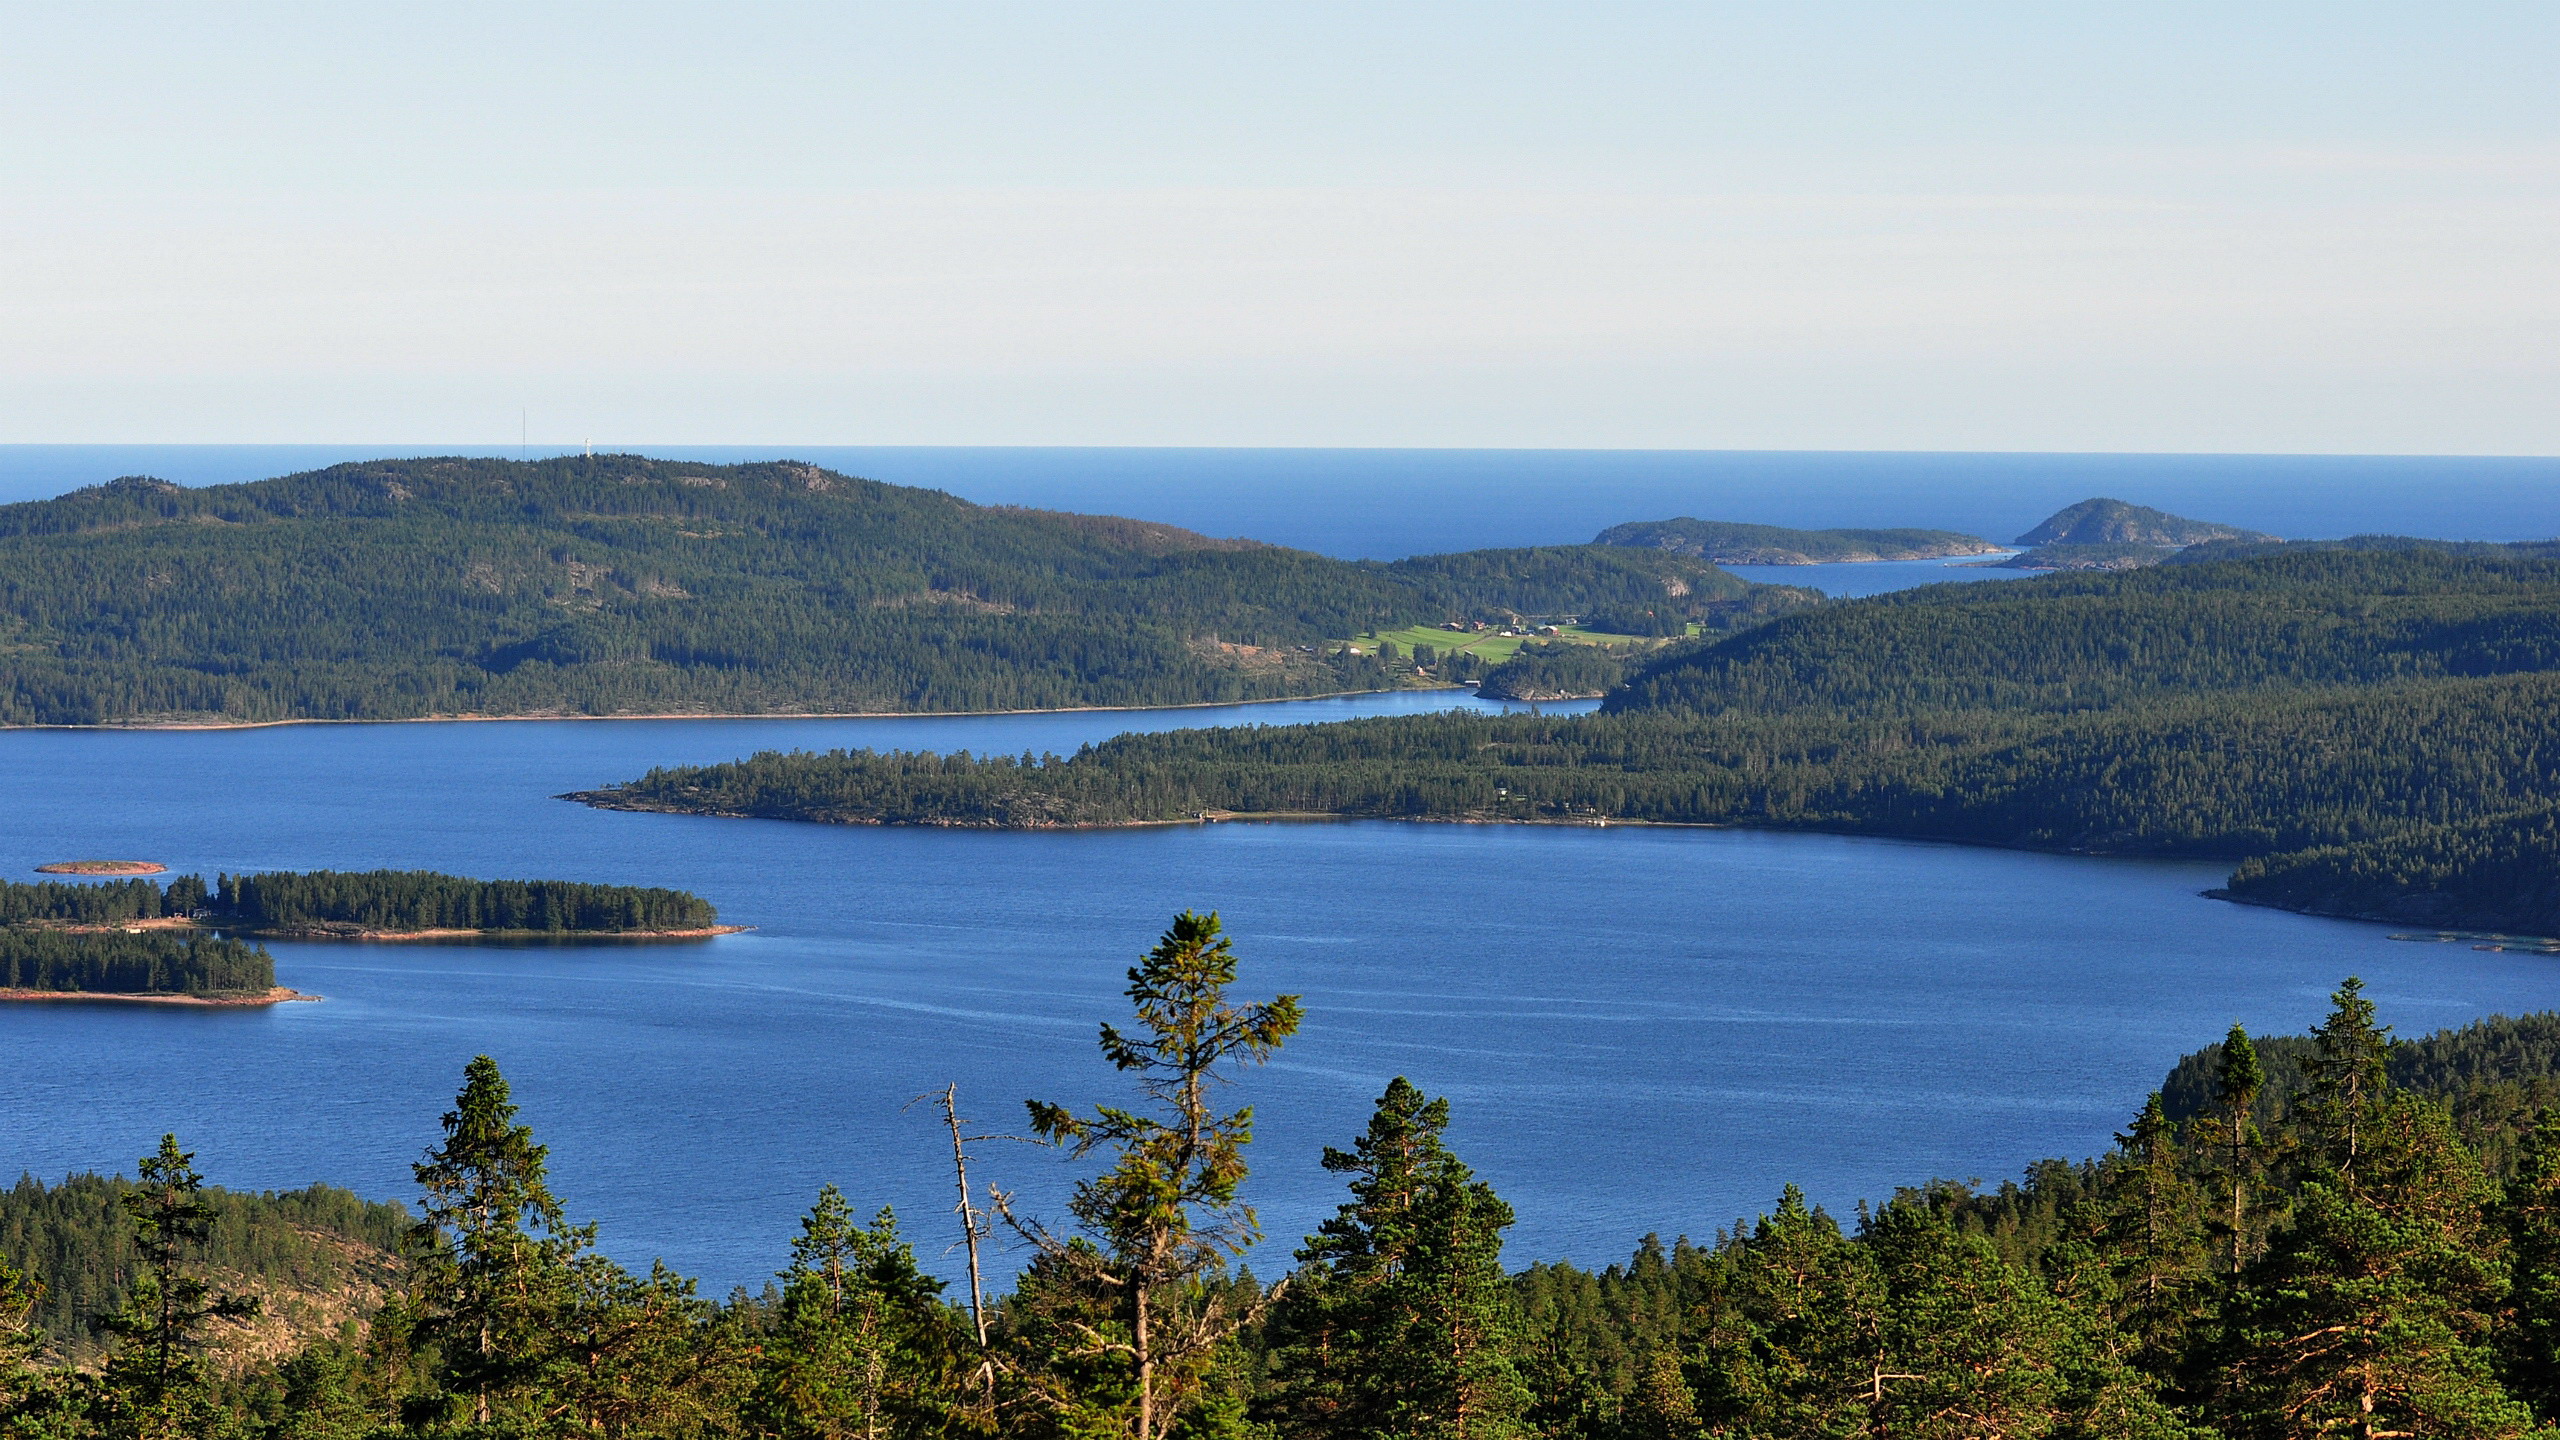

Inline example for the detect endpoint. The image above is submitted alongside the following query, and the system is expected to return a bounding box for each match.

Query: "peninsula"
[571,539,2560,938]
[1593,516,2002,564]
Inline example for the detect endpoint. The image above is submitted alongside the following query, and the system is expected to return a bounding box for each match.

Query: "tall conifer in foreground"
[2212,983,2532,1438]
[2300,977,2394,1189]
[2499,1112,2560,1416]
[2097,1092,2208,1363]
[749,1187,959,1439]
[2206,1025,2266,1278]
[98,1134,258,1440]
[1019,911,1301,1440]
[410,1054,587,1429]
[1263,1076,1528,1440]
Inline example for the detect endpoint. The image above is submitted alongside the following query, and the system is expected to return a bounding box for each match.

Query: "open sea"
[0,445,2555,1291]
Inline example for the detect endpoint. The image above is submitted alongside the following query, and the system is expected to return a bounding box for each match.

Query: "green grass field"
[1342,622,1684,661]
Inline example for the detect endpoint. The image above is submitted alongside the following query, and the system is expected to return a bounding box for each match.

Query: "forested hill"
[1605,541,2560,716]
[577,543,2560,934]
[0,456,1793,725]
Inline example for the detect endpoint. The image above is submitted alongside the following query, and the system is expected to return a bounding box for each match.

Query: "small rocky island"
[33,860,166,876]
[1993,498,2281,571]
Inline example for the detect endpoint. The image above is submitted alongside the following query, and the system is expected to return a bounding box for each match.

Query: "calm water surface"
[4,690,2555,1292]
[5,446,2555,558]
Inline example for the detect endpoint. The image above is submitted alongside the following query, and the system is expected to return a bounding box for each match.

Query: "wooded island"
[0,870,727,1000]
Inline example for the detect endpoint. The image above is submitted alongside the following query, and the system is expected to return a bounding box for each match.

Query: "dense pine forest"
[214,872,717,935]
[0,457,1805,725]
[3,914,2560,1437]
[0,871,716,937]
[0,931,273,996]
[578,543,2560,935]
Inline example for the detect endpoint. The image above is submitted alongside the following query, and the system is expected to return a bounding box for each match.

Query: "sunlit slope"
[0,455,1783,724]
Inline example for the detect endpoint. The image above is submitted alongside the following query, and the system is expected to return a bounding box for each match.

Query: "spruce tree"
[2098,1093,2207,1361]
[748,1188,957,1439]
[2301,977,2394,1189]
[1021,911,1301,1440]
[410,1054,587,1429]
[98,1134,258,1440]
[2207,1025,2266,1278]
[1264,1077,1528,1440]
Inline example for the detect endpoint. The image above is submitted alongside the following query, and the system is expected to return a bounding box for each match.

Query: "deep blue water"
[4,691,2554,1293]
[3,445,2555,559]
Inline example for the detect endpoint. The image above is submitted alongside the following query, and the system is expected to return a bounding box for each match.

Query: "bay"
[4,689,2555,1293]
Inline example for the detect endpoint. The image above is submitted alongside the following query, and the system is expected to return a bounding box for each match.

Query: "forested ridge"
[1591,517,1999,564]
[580,544,2560,934]
[6,914,2560,1438]
[0,457,1795,725]
[0,870,715,936]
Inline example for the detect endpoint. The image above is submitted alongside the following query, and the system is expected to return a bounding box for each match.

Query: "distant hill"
[1592,518,1999,565]
[2014,497,2279,547]
[1995,498,2282,570]
[0,456,1801,725]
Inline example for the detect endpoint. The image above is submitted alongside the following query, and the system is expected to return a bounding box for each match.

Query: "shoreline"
[245,924,750,942]
[0,685,1472,733]
[566,794,2527,941]
[0,986,313,1008]
[42,918,749,942]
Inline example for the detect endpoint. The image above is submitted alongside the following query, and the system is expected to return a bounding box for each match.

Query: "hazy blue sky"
[4,5,2553,451]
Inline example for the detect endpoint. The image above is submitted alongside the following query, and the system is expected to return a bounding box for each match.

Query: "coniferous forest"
[0,458,1803,725]
[0,872,715,939]
[577,542,2560,935]
[3,914,2560,1437]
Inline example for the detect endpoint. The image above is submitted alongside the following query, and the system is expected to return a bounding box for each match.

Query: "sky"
[2,4,2554,453]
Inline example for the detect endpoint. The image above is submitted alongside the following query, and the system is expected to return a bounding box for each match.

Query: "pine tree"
[2207,1025,2266,1278]
[2098,1093,2207,1360]
[409,1054,587,1428]
[2501,1111,2560,1417]
[1682,1186,1880,1435]
[1263,1077,1527,1440]
[2213,1094,2532,1438]
[0,1252,44,1413]
[1020,911,1301,1440]
[97,1134,258,1440]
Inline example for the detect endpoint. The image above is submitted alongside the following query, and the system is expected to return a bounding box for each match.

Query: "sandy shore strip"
[0,986,313,1007]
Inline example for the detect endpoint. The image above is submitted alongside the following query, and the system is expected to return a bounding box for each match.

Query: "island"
[1,869,732,941]
[1990,496,2281,570]
[1593,517,2003,564]
[0,929,297,1005]
[33,860,167,876]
